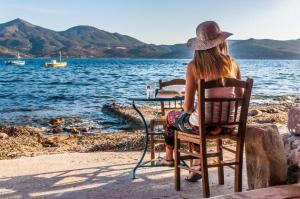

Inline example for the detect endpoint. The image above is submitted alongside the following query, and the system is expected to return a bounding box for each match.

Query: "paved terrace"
[0,152,248,198]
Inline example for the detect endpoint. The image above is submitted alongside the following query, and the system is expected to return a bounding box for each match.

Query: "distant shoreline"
[2,19,300,60]
[2,57,300,61]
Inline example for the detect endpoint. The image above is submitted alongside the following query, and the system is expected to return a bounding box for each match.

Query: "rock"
[282,133,300,159]
[288,107,300,135]
[290,147,300,166]
[295,98,300,103]
[245,124,287,190]
[260,108,280,113]
[7,152,18,158]
[78,127,88,132]
[276,96,294,103]
[287,165,300,184]
[266,108,279,113]
[282,132,300,184]
[0,132,9,139]
[52,126,63,134]
[49,117,63,126]
[41,140,59,147]
[248,109,262,116]
[257,118,276,123]
[70,128,80,136]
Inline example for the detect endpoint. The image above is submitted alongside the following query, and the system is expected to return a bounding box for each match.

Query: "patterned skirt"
[165,110,235,149]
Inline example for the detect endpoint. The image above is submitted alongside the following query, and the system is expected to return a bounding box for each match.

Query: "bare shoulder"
[187,61,195,71]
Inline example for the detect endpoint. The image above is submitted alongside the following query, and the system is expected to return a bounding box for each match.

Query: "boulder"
[290,147,300,166]
[288,107,300,135]
[282,133,300,184]
[282,133,300,156]
[245,124,287,190]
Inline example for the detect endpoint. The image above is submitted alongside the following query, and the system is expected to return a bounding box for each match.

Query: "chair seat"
[150,117,166,125]
[177,131,238,144]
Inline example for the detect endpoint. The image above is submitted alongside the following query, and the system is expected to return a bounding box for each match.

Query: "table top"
[129,96,184,102]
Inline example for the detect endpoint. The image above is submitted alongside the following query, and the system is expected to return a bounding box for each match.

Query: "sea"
[0,58,300,133]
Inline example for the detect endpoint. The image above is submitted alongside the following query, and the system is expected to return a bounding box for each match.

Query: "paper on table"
[156,85,185,98]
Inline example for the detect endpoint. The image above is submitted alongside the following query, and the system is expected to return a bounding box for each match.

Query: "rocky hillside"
[0,18,300,59]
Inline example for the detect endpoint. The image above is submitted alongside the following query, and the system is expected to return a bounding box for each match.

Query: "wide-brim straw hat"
[187,21,233,50]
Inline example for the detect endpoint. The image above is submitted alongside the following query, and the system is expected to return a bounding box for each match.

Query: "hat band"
[199,32,221,42]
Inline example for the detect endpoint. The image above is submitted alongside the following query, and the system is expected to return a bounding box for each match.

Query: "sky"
[0,0,300,45]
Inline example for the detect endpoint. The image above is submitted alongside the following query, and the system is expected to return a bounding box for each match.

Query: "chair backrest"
[159,79,186,88]
[159,79,186,116]
[197,78,253,139]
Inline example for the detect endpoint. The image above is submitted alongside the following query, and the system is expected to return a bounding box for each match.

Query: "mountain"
[0,18,300,59]
[228,39,300,59]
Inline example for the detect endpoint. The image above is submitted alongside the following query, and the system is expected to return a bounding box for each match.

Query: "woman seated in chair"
[156,21,242,181]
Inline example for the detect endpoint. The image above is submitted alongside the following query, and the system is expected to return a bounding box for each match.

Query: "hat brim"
[187,32,233,50]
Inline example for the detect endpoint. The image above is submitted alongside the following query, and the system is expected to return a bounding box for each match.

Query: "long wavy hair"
[192,41,237,80]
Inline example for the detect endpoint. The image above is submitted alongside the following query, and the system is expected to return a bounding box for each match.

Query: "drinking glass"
[146,82,156,98]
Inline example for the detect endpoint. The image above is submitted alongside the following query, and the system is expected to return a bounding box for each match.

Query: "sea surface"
[0,58,300,132]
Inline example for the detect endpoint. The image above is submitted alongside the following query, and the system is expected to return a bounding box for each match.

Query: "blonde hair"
[192,42,237,80]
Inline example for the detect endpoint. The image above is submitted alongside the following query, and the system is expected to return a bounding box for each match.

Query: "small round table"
[129,96,184,179]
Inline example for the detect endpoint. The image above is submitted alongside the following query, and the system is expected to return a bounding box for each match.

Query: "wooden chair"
[149,79,185,165]
[174,78,253,198]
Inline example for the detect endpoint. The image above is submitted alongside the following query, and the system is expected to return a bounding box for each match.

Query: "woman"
[156,21,241,181]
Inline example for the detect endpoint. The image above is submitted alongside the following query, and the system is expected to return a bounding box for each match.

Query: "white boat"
[5,53,25,66]
[5,60,25,65]
[45,51,67,67]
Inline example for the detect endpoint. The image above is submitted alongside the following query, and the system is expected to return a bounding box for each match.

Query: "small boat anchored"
[5,53,25,66]
[45,51,67,67]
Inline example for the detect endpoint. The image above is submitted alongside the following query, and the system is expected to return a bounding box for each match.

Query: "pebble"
[70,128,80,136]
[248,109,262,116]
[266,108,279,113]
[0,132,9,139]
[257,118,276,123]
[41,140,59,147]
[52,127,63,134]
[49,117,64,126]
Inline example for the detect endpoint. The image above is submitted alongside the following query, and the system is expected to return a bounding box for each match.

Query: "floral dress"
[165,110,234,149]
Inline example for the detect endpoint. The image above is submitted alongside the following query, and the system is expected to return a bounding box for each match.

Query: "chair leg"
[150,135,155,166]
[174,131,181,191]
[217,139,224,185]
[150,121,155,166]
[200,139,210,198]
[189,143,193,169]
[234,138,243,192]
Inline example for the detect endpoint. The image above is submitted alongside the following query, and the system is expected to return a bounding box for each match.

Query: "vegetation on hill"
[1,19,300,59]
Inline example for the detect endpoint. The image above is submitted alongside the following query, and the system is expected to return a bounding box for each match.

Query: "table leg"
[131,101,150,179]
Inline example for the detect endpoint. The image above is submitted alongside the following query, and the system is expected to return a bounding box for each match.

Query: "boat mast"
[59,51,62,62]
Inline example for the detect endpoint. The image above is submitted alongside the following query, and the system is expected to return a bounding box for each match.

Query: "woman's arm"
[235,65,244,98]
[183,63,197,114]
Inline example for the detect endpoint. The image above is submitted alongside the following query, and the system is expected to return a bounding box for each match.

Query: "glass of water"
[146,82,156,98]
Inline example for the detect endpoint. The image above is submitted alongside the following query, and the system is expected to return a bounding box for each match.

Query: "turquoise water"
[0,58,300,132]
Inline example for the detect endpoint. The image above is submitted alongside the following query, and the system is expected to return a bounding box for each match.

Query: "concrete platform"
[0,152,248,198]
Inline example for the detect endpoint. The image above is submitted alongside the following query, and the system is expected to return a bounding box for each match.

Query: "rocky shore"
[0,102,298,160]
